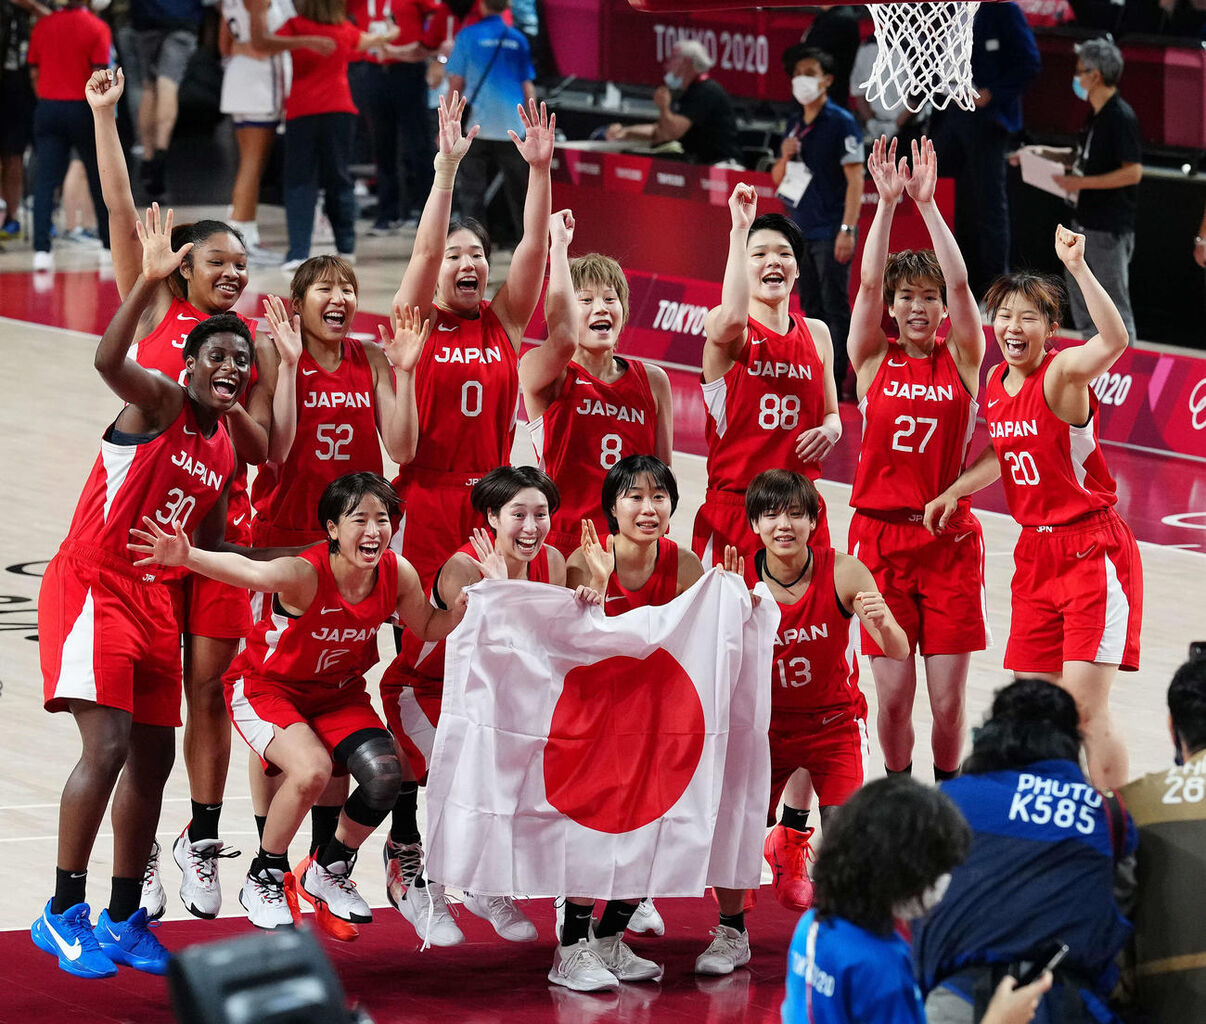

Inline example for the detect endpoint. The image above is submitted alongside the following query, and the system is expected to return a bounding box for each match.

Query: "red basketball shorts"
[1006,508,1142,673]
[380,672,442,781]
[40,545,183,727]
[181,573,252,640]
[392,471,487,592]
[767,705,869,822]
[847,507,989,657]
[225,671,386,771]
[692,488,831,588]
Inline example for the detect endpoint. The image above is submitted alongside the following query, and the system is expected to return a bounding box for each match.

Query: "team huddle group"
[31,67,1144,1006]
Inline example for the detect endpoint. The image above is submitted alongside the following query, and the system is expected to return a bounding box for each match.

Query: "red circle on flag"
[543,647,705,834]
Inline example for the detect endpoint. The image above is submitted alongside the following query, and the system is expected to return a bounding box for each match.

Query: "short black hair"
[782,43,834,78]
[1169,659,1206,755]
[813,777,971,935]
[318,472,399,553]
[182,313,254,364]
[471,466,560,524]
[447,217,493,262]
[744,469,820,526]
[962,677,1082,774]
[601,454,679,534]
[748,213,805,269]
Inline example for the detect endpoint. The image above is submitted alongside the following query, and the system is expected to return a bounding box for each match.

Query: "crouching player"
[130,472,481,934]
[700,470,908,976]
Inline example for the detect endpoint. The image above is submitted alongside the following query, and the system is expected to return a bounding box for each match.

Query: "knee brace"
[338,730,402,827]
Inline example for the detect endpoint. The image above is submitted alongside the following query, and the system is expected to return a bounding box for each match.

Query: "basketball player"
[699,470,907,979]
[33,207,251,978]
[521,210,674,556]
[380,467,570,945]
[88,66,273,919]
[846,137,987,793]
[925,226,1142,790]
[130,472,480,933]
[388,90,554,589]
[552,454,704,990]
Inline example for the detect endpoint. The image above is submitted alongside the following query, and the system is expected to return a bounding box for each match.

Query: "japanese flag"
[423,568,777,899]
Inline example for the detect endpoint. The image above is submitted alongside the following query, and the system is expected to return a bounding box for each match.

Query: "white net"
[859,1,981,114]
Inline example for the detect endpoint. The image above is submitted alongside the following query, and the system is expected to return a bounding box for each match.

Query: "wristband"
[433,152,459,190]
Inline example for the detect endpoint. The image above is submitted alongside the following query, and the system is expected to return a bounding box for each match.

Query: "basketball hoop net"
[860,1,981,113]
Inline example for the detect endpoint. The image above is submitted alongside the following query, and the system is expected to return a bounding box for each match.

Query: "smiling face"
[575,278,626,354]
[295,275,357,346]
[889,278,947,348]
[754,505,815,561]
[993,290,1055,372]
[436,227,490,315]
[186,332,253,412]
[746,228,799,303]
[488,487,551,565]
[327,494,392,569]
[611,472,672,543]
[182,232,249,313]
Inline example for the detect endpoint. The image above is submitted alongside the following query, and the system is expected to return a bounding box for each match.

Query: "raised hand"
[437,90,479,160]
[728,183,757,231]
[579,519,613,585]
[379,303,431,374]
[1054,223,1086,271]
[904,136,938,205]
[85,67,124,110]
[129,516,191,566]
[868,134,908,204]
[549,209,575,249]
[509,98,555,170]
[262,294,303,367]
[469,526,508,580]
[136,204,191,282]
[719,544,745,578]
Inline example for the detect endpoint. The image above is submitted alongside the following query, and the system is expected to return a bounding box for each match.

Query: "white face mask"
[893,872,952,920]
[792,74,823,105]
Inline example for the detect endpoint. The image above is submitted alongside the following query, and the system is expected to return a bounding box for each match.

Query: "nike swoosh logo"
[438,324,457,332]
[178,314,199,322]
[953,532,972,543]
[183,426,197,436]
[42,917,82,959]
[604,596,625,603]
[233,514,246,526]
[888,359,907,367]
[320,606,342,614]
[301,368,318,376]
[750,338,763,345]
[1075,545,1096,559]
[821,711,844,726]
[987,398,1001,408]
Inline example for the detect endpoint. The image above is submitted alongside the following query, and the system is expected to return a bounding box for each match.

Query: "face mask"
[664,71,684,90]
[893,872,952,920]
[1072,75,1089,101]
[792,74,823,105]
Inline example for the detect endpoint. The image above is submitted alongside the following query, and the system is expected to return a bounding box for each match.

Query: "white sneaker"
[384,839,464,946]
[140,840,166,920]
[246,243,285,266]
[173,829,237,919]
[239,868,295,929]
[33,251,53,272]
[548,939,620,991]
[337,252,356,265]
[301,857,372,923]
[694,924,751,975]
[628,897,665,936]
[463,891,538,942]
[280,257,306,274]
[590,932,662,981]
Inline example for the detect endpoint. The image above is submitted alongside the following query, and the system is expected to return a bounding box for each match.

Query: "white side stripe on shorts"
[56,588,99,702]
[1095,551,1130,665]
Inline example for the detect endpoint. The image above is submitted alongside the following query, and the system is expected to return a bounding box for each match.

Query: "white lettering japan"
[575,398,646,423]
[303,391,372,409]
[882,380,954,401]
[170,450,224,490]
[988,420,1039,439]
[432,346,503,365]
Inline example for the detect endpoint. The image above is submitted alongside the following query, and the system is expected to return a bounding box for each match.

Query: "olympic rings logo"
[1191,378,1206,431]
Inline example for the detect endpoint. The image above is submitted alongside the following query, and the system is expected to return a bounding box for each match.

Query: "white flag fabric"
[423,568,777,900]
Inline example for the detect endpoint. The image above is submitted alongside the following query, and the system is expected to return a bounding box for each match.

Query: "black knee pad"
[337,729,402,816]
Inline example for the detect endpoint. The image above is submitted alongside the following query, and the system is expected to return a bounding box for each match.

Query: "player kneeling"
[699,470,908,976]
[131,472,481,934]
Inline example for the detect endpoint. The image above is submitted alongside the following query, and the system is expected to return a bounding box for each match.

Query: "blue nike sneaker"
[94,907,171,974]
[31,900,118,978]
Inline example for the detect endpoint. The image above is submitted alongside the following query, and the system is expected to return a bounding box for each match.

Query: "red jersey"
[531,358,658,544]
[277,17,361,119]
[398,301,518,480]
[27,8,111,101]
[702,313,827,492]
[603,537,679,615]
[251,339,382,542]
[986,352,1117,528]
[381,542,550,697]
[760,547,864,717]
[62,401,235,582]
[229,546,399,686]
[850,340,977,513]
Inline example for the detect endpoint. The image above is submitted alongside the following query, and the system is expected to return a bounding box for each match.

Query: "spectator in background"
[931,0,1039,294]
[446,0,534,247]
[914,678,1135,1024]
[1119,655,1206,1023]
[771,44,865,398]
[604,39,743,168]
[800,3,860,110]
[1,0,48,239]
[130,0,203,198]
[27,0,112,271]
[1052,38,1142,342]
[1014,0,1075,27]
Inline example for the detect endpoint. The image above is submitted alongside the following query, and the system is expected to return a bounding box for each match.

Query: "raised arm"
[648,363,675,466]
[394,91,478,319]
[922,445,1000,534]
[849,135,905,374]
[906,137,984,376]
[1049,225,1129,386]
[835,553,909,659]
[519,210,578,418]
[372,303,432,465]
[490,99,556,351]
[227,332,280,466]
[565,520,613,593]
[261,294,302,465]
[396,555,469,640]
[702,183,756,382]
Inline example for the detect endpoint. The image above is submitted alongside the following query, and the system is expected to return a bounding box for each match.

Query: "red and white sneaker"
[293,854,363,942]
[763,824,815,912]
